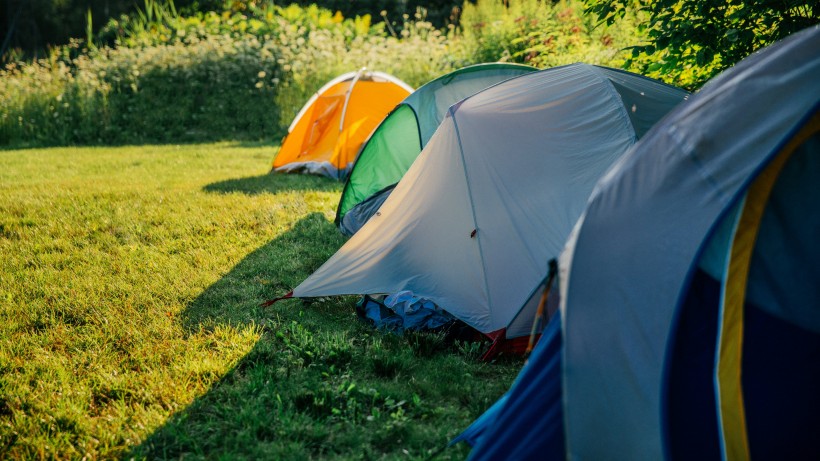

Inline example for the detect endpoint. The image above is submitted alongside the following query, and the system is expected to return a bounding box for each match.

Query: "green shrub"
[0,0,653,148]
[455,0,643,69]
[0,2,455,148]
[0,34,282,146]
[273,10,454,123]
[98,35,283,144]
[456,0,552,63]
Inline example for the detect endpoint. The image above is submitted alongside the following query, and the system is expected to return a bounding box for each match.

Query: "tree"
[1,0,461,64]
[277,0,460,28]
[2,0,144,61]
[586,0,819,88]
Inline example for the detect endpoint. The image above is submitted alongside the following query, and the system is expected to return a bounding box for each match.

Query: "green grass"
[0,143,520,459]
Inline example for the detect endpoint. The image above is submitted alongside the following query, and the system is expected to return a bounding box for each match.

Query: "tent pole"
[525,259,558,354]
[340,67,367,132]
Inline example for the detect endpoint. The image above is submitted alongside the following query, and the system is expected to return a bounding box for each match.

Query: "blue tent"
[464,25,820,460]
[454,312,565,459]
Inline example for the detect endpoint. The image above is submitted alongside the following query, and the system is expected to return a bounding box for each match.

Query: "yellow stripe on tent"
[716,112,820,461]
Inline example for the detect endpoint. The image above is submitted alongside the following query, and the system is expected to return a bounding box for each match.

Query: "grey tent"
[292,63,688,349]
[336,63,536,235]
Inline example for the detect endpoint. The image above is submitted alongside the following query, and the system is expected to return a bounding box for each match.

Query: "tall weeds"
[0,35,282,146]
[0,0,653,148]
[0,2,457,147]
[456,0,643,68]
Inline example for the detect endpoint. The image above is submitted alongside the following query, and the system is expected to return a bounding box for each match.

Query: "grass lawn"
[0,142,520,459]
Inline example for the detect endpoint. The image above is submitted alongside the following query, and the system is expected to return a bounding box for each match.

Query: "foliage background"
[1,0,640,149]
[585,0,818,87]
[0,0,461,62]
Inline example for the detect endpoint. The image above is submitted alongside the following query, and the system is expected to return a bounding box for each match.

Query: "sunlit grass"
[0,142,518,459]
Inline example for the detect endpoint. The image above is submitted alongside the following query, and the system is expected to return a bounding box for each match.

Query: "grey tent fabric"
[337,63,536,235]
[559,26,820,459]
[294,63,687,339]
[404,63,536,146]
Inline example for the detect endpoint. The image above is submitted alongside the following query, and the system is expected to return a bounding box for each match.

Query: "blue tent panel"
[450,394,509,447]
[464,313,565,460]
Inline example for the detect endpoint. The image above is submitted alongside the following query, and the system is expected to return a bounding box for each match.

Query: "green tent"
[335,63,536,235]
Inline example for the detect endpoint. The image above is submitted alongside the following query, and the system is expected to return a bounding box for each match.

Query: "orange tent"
[272,69,413,179]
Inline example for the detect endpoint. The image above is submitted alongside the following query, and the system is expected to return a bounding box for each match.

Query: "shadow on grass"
[203,172,341,196]
[179,212,345,331]
[129,213,354,459]
[129,213,494,459]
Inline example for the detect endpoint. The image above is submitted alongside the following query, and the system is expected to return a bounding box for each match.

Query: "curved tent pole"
[286,71,360,133]
[526,259,558,355]
[340,67,367,132]
[369,70,415,93]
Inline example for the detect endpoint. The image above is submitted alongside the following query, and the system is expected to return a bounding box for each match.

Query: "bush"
[98,35,282,144]
[273,9,454,123]
[0,0,652,148]
[0,2,456,148]
[0,35,282,146]
[455,0,642,69]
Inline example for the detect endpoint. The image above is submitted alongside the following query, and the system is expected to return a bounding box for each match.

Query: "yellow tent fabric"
[272,70,412,179]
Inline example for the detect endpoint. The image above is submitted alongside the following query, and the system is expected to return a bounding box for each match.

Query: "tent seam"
[339,67,366,132]
[449,105,494,328]
[590,65,640,145]
[411,106,423,151]
[286,71,359,133]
